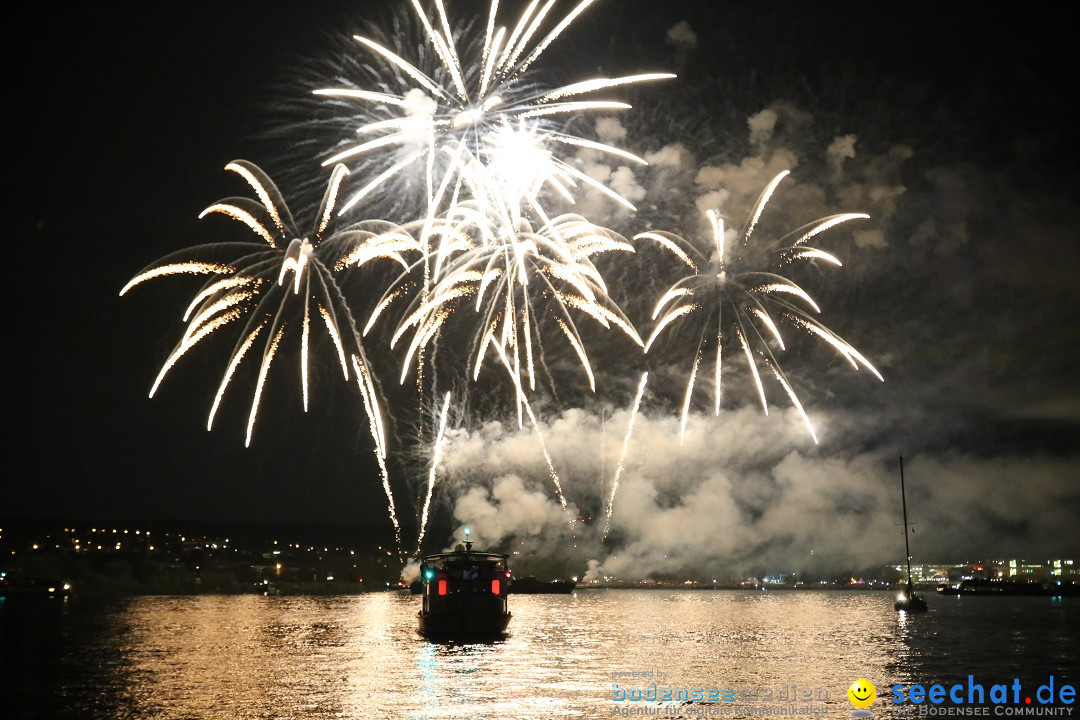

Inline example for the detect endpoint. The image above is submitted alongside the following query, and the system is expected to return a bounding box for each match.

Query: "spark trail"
[417,390,453,551]
[642,170,881,444]
[603,371,649,538]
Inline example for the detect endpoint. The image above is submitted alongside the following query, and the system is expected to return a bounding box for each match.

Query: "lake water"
[2,590,1076,719]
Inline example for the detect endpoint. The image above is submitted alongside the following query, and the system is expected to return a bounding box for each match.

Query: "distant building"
[888,559,1076,584]
[987,558,1076,581]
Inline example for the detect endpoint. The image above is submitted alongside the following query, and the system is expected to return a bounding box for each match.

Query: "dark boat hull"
[0,579,71,598]
[416,545,512,639]
[894,596,929,613]
[509,579,576,594]
[418,609,511,638]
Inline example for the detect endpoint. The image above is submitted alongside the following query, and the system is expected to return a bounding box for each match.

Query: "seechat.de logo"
[891,675,1076,714]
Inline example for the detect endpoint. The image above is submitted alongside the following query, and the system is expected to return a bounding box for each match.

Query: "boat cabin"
[417,540,511,638]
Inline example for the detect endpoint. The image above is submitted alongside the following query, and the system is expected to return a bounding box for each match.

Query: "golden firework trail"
[603,371,649,538]
[384,210,641,401]
[352,355,402,554]
[122,161,418,549]
[417,391,453,551]
[641,170,881,444]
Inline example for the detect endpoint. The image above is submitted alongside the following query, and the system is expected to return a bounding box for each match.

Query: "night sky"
[10,1,1078,567]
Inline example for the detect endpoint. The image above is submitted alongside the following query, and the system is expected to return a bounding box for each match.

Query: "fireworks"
[123,161,416,444]
[385,210,641,409]
[123,1,887,554]
[641,170,882,444]
[313,0,673,221]
[120,161,418,541]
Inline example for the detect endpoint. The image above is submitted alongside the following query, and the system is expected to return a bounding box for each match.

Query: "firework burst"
[120,1,895,555]
[641,170,882,444]
[382,209,642,409]
[121,161,420,542]
[312,0,673,221]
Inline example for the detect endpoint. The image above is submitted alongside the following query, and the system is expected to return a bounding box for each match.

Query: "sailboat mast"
[900,455,913,586]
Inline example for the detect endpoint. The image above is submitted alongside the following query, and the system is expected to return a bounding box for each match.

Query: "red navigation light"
[437,579,448,596]
[491,579,501,595]
[505,571,511,578]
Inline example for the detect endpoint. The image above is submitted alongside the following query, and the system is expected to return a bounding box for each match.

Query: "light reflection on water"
[1,590,1076,719]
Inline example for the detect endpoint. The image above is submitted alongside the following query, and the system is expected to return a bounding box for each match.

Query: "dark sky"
[9,1,1078,560]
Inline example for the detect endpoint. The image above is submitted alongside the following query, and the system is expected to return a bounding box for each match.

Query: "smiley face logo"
[848,679,877,709]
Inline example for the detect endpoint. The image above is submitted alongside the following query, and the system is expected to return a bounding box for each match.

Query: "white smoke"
[665,21,697,50]
[595,116,628,144]
[453,474,569,547]
[747,108,778,146]
[442,405,1079,580]
[645,143,692,169]
[609,166,647,203]
[616,103,914,255]
[826,134,857,172]
[400,559,421,583]
[694,149,801,219]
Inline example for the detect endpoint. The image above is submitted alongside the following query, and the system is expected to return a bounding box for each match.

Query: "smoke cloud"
[665,21,697,50]
[441,405,1078,580]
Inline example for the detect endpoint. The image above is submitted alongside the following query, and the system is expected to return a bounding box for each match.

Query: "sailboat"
[894,455,929,613]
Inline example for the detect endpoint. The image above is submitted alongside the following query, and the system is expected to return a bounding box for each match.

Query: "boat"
[508,576,576,594]
[0,572,73,598]
[417,532,512,639]
[894,456,929,613]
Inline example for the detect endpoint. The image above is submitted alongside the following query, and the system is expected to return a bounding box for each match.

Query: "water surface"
[2,590,1076,719]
